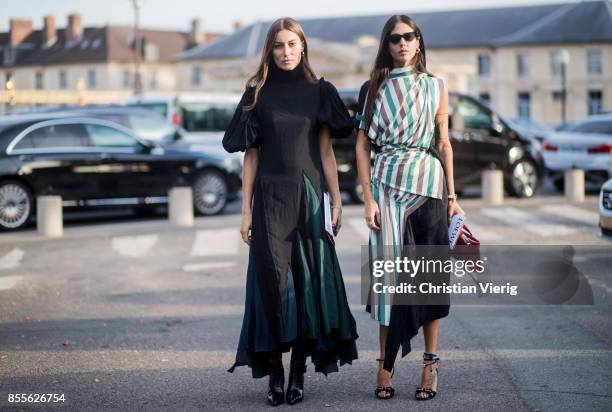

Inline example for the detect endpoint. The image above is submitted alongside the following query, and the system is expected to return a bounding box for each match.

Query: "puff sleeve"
[222,87,262,153]
[317,79,354,139]
[355,80,370,131]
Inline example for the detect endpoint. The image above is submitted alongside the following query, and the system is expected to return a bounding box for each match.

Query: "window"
[457,97,493,130]
[148,71,157,89]
[13,134,34,150]
[23,124,87,149]
[587,49,602,75]
[588,90,603,116]
[477,54,490,77]
[122,70,132,89]
[552,91,564,102]
[87,69,96,89]
[517,92,531,119]
[128,114,175,141]
[516,53,528,77]
[35,71,43,90]
[478,92,490,104]
[84,123,141,149]
[191,66,203,87]
[550,50,567,77]
[59,70,68,89]
[181,103,237,132]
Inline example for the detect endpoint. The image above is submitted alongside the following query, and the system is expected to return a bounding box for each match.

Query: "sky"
[1,0,582,34]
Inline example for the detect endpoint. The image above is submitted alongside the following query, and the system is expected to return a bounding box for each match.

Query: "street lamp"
[131,0,144,95]
[559,49,570,126]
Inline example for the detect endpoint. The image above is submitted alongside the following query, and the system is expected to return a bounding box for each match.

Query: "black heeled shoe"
[267,356,285,407]
[286,346,306,405]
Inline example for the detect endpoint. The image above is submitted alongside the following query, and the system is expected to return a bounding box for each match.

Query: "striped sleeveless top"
[357,66,445,200]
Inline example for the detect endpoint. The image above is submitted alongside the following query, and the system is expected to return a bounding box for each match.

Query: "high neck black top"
[222,58,356,368]
[268,60,306,83]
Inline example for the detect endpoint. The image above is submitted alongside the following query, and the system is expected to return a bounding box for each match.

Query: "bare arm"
[240,148,259,244]
[319,125,343,232]
[435,81,464,218]
[356,129,380,230]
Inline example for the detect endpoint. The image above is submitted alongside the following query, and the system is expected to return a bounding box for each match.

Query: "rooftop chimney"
[66,13,83,42]
[190,18,204,45]
[9,19,33,45]
[43,15,57,45]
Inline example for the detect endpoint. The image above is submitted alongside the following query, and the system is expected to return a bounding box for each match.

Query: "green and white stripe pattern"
[358,67,444,325]
[358,67,444,200]
[368,182,427,325]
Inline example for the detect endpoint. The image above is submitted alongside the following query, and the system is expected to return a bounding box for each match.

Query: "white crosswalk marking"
[190,229,239,257]
[0,275,23,291]
[539,204,599,226]
[183,262,237,272]
[481,207,576,237]
[111,234,159,258]
[0,248,24,270]
[346,218,370,242]
[461,223,503,242]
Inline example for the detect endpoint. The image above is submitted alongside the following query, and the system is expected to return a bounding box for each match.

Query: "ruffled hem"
[228,174,358,378]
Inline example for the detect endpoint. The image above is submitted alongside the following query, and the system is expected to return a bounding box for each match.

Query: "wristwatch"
[448,193,458,201]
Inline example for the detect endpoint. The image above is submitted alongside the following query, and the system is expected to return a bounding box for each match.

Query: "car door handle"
[99,153,113,162]
[19,154,33,161]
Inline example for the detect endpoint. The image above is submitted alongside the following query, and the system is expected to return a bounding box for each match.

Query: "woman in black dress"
[223,17,358,407]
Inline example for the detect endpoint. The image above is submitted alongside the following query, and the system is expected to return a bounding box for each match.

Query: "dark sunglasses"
[388,32,418,44]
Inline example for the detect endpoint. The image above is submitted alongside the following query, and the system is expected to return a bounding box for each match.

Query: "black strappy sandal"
[415,354,439,401]
[374,358,395,400]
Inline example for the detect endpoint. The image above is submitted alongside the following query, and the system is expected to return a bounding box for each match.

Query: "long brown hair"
[243,17,317,111]
[364,15,432,128]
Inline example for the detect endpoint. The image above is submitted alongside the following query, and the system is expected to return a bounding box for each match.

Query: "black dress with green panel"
[223,61,359,378]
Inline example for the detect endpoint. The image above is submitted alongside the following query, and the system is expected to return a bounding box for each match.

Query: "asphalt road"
[0,192,611,411]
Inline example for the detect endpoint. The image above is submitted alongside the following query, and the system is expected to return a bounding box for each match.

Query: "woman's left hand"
[332,206,342,235]
[447,199,465,220]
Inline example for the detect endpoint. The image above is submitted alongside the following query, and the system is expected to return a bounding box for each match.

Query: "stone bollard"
[37,196,63,238]
[168,187,194,227]
[564,169,585,203]
[482,169,504,205]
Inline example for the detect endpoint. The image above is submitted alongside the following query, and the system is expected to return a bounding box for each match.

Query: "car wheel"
[349,182,364,204]
[192,170,228,216]
[508,159,539,198]
[0,180,33,230]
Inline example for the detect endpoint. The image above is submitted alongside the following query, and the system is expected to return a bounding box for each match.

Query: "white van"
[123,93,241,136]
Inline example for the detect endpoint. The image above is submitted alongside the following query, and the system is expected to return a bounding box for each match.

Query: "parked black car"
[335,88,545,202]
[33,105,243,200]
[0,113,241,230]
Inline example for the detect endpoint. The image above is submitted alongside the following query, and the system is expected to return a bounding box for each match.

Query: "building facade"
[0,14,221,112]
[177,1,612,126]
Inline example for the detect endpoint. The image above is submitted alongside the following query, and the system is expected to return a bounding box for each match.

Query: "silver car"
[542,114,612,191]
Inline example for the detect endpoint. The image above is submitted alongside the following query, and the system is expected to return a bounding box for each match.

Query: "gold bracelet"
[447,194,457,201]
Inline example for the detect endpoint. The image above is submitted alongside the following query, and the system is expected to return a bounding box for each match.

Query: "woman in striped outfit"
[355,15,464,401]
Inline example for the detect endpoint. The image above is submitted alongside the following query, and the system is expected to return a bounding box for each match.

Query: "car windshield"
[566,120,612,135]
[125,102,168,118]
[181,103,236,132]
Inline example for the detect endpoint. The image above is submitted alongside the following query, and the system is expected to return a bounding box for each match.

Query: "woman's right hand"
[240,212,252,245]
[364,200,381,231]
